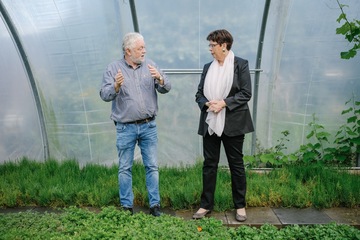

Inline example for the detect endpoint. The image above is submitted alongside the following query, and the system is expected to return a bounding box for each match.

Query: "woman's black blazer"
[195,56,254,137]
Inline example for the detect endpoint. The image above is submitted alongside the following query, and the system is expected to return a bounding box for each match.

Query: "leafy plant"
[249,97,360,167]
[296,114,331,164]
[332,97,360,166]
[244,131,297,168]
[299,97,360,166]
[336,0,360,59]
[259,130,292,167]
[1,208,359,239]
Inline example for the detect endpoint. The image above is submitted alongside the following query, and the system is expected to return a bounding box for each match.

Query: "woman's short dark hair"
[207,29,233,50]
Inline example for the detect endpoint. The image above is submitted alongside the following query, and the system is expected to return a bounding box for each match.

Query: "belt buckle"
[135,118,147,124]
[134,116,153,124]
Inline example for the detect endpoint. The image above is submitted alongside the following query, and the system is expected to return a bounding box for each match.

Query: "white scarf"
[204,50,234,136]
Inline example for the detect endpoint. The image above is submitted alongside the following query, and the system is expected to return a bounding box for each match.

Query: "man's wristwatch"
[158,75,163,81]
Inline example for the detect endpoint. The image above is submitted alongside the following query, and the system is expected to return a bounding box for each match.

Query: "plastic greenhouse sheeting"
[0,0,359,167]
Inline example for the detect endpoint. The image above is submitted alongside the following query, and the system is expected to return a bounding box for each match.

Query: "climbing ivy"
[336,0,360,59]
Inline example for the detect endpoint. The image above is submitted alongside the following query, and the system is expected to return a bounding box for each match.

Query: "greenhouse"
[0,0,359,167]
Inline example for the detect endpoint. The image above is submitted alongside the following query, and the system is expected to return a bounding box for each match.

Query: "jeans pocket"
[148,120,157,128]
[116,122,127,132]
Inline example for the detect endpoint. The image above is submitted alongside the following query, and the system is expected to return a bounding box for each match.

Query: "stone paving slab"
[175,207,286,227]
[225,207,281,227]
[323,207,360,226]
[273,207,333,225]
[174,209,227,221]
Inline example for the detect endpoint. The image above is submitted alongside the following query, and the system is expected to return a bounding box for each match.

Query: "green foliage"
[1,158,359,210]
[0,208,359,239]
[0,206,231,239]
[244,131,297,168]
[296,114,330,164]
[246,163,360,209]
[245,97,360,167]
[336,1,360,59]
[233,223,360,240]
[332,98,360,165]
[284,164,360,208]
[159,161,203,209]
[0,158,119,208]
[300,97,360,166]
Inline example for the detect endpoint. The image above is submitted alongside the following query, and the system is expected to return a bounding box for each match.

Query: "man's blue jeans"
[116,120,160,208]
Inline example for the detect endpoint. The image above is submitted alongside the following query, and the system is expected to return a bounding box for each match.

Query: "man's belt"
[126,116,155,124]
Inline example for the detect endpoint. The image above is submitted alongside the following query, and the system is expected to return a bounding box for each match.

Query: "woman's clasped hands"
[206,100,226,113]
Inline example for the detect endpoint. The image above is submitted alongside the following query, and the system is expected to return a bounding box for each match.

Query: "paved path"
[1,206,359,229]
[173,207,360,229]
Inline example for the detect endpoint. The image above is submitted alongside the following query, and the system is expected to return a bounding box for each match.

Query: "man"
[100,32,171,216]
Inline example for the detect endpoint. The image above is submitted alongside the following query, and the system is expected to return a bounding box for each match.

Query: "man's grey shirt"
[100,58,171,123]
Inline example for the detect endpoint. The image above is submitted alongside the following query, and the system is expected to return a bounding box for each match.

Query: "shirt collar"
[122,57,142,69]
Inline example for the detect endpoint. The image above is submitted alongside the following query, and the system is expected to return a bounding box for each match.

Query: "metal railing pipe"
[251,0,271,155]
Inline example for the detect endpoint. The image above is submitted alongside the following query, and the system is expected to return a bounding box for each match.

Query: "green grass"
[0,206,359,239]
[0,158,359,210]
[1,158,359,239]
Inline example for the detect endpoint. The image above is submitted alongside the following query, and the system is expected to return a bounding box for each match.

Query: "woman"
[193,29,254,222]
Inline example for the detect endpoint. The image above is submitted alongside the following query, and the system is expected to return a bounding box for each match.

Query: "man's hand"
[148,64,164,85]
[114,69,124,93]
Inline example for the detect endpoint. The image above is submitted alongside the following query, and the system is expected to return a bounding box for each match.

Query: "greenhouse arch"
[0,0,359,166]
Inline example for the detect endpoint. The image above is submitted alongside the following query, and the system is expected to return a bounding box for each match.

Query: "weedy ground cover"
[0,158,359,210]
[0,206,359,239]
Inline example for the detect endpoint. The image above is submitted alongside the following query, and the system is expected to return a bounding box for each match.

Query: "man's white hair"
[122,32,144,53]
